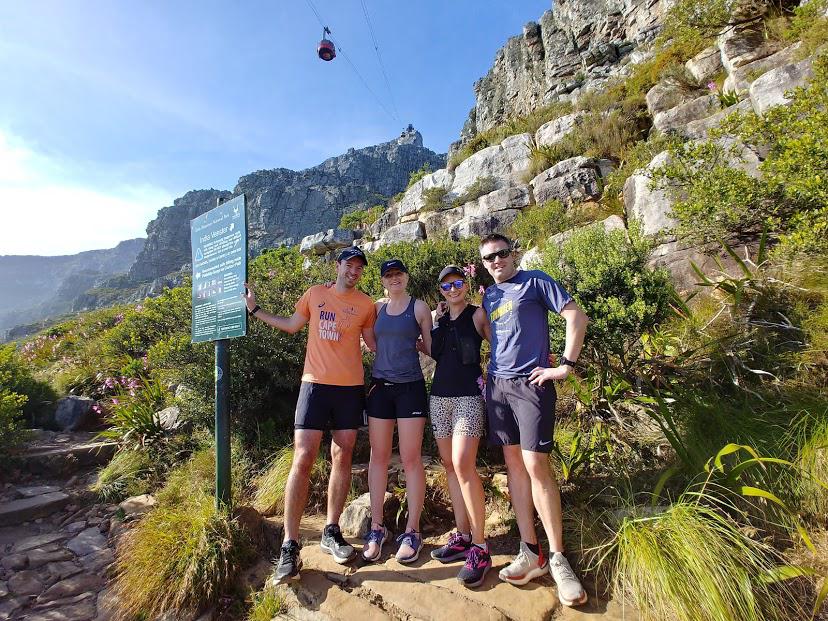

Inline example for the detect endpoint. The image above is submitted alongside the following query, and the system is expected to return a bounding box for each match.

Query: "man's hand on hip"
[528,365,571,386]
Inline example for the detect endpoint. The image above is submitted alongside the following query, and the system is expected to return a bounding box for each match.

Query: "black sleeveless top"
[430,304,484,397]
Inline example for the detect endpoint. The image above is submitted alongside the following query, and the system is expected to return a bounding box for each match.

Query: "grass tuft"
[90,449,153,502]
[252,445,330,515]
[248,582,288,621]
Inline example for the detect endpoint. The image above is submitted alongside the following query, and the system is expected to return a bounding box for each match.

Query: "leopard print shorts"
[429,395,486,439]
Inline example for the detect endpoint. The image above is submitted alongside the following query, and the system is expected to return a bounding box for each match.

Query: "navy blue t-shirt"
[482,270,573,378]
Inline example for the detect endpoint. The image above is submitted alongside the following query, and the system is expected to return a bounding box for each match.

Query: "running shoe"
[430,531,472,563]
[498,541,548,585]
[394,530,422,563]
[549,552,588,606]
[320,523,357,564]
[272,539,302,583]
[456,545,492,588]
[362,525,388,562]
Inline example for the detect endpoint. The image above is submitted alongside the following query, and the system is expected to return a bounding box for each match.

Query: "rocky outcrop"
[128,129,445,283]
[749,56,815,115]
[452,0,668,153]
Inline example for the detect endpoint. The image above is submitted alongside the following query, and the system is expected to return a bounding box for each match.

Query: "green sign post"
[190,194,247,510]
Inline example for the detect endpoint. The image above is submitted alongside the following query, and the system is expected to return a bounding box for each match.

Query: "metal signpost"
[190,194,247,510]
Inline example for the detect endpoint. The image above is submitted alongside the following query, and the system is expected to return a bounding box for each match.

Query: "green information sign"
[190,195,248,343]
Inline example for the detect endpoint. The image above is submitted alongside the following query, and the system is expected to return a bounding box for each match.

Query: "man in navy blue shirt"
[480,233,589,607]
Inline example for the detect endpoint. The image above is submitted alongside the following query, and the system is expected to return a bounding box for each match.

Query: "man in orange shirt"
[243,246,377,582]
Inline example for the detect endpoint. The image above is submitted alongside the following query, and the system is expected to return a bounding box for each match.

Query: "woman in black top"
[426,265,492,588]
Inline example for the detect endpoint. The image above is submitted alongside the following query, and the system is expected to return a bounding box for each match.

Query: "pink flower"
[478,285,485,295]
[135,304,144,312]
[464,263,477,278]
[111,398,120,405]
[707,81,717,91]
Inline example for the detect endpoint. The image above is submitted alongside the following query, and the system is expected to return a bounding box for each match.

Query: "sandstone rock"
[450,134,531,198]
[463,185,532,216]
[94,586,118,621]
[396,169,454,219]
[718,26,775,74]
[645,81,688,117]
[652,94,719,134]
[648,238,759,292]
[119,494,156,517]
[421,207,467,240]
[713,137,762,180]
[299,228,354,256]
[26,600,97,621]
[27,548,74,569]
[65,521,86,534]
[449,210,521,241]
[529,157,602,207]
[623,151,676,237]
[685,46,723,82]
[749,57,814,116]
[340,492,393,538]
[16,486,61,498]
[723,42,802,93]
[66,528,107,557]
[1,554,27,571]
[0,597,26,621]
[154,406,184,432]
[13,532,69,553]
[519,247,541,270]
[0,581,6,598]
[492,473,509,497]
[8,569,42,595]
[80,547,114,574]
[45,561,82,581]
[684,99,752,140]
[38,573,103,602]
[54,397,95,432]
[534,112,585,147]
[377,221,425,246]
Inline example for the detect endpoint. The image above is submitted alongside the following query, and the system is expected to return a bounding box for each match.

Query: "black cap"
[438,265,466,281]
[380,259,408,276]
[337,246,368,265]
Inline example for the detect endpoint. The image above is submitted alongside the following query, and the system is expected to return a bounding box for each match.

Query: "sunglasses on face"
[439,279,465,291]
[481,248,512,262]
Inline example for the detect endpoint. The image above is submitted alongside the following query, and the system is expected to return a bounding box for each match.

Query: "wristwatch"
[559,355,576,367]
[248,304,261,317]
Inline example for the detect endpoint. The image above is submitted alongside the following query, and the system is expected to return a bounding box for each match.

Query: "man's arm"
[414,299,433,357]
[242,281,309,334]
[528,300,588,385]
[362,326,377,353]
[473,306,491,342]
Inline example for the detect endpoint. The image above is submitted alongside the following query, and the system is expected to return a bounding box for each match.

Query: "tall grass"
[600,497,806,621]
[113,494,250,620]
[90,449,153,502]
[157,444,252,508]
[248,583,288,621]
[252,445,330,515]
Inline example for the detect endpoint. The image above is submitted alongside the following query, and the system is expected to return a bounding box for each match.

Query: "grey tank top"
[372,296,423,382]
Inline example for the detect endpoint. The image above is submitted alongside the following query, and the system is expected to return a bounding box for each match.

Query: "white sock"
[472,541,488,552]
[460,532,472,542]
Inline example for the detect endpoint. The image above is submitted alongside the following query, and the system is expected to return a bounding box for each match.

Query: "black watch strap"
[248,304,261,317]
[560,355,576,367]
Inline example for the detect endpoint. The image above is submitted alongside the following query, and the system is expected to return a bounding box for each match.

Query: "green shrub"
[338,205,385,230]
[538,223,676,363]
[421,186,449,212]
[252,445,330,515]
[406,162,433,189]
[603,498,802,621]
[362,237,486,307]
[0,389,27,461]
[509,200,574,249]
[113,494,251,620]
[0,345,57,426]
[97,378,169,449]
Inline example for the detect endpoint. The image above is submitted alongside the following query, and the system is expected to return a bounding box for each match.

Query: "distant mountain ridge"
[0,238,145,337]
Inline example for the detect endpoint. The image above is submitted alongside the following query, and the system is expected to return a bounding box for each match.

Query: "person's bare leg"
[522,449,564,553]
[398,417,426,533]
[283,429,324,542]
[327,429,357,525]
[436,436,470,534]
[453,435,485,543]
[364,417,394,558]
[502,444,537,544]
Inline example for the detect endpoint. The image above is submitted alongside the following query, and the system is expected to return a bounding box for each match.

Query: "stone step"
[0,492,71,527]
[18,442,117,476]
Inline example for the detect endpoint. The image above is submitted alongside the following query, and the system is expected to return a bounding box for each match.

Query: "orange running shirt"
[295,284,376,386]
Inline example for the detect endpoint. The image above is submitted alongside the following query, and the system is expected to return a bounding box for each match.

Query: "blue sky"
[0,1,551,255]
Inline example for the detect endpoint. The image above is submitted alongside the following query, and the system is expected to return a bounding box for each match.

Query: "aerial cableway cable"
[304,0,401,124]
[359,0,401,123]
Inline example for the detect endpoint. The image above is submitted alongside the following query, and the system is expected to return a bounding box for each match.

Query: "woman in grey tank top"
[362,259,433,564]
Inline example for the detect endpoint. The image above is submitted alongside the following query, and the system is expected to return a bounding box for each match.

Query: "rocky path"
[0,432,120,621]
[259,516,632,621]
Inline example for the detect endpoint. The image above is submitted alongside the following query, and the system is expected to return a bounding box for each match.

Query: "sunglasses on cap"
[481,248,512,262]
[439,279,465,291]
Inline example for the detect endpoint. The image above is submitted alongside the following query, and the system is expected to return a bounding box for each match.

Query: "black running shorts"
[294,381,366,430]
[366,378,428,420]
[485,375,557,453]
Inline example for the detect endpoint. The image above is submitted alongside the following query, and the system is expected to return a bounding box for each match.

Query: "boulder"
[519,247,542,270]
[534,112,585,147]
[652,95,719,134]
[450,134,532,198]
[648,238,759,293]
[463,185,532,215]
[723,42,802,93]
[8,570,42,596]
[685,46,723,82]
[529,157,602,207]
[66,528,108,557]
[119,494,157,516]
[27,548,74,569]
[299,228,353,256]
[340,492,391,538]
[38,573,103,602]
[684,99,752,140]
[645,81,688,117]
[421,207,467,240]
[154,405,184,431]
[548,215,627,248]
[377,221,425,246]
[449,210,521,241]
[718,26,776,74]
[749,57,814,116]
[396,169,454,219]
[623,151,676,237]
[54,396,95,432]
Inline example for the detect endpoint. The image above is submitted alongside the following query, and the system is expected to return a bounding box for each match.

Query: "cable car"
[318,27,336,61]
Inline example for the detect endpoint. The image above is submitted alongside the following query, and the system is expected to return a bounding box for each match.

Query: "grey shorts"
[485,375,556,453]
[429,395,486,439]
